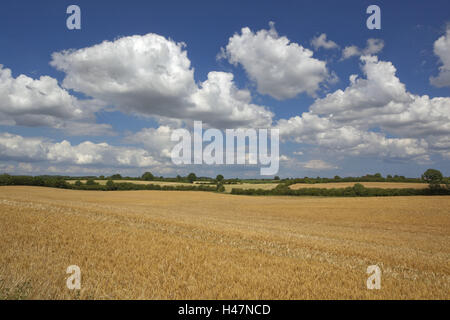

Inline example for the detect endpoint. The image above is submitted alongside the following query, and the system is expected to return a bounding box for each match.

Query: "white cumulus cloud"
[221,22,330,100]
[276,113,430,162]
[124,125,174,159]
[50,33,273,128]
[276,55,450,163]
[0,132,160,168]
[430,27,450,88]
[311,56,450,141]
[0,65,110,135]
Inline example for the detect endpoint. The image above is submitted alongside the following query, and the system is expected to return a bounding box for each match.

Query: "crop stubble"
[0,186,448,299]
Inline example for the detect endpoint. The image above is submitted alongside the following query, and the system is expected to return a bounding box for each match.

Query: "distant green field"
[66,180,193,186]
[224,183,279,193]
[66,179,281,193]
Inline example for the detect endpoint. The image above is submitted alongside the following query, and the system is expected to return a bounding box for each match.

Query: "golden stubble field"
[0,186,449,299]
[289,182,428,189]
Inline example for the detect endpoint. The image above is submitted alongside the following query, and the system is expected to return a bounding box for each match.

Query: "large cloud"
[276,55,450,162]
[311,56,411,121]
[0,65,112,136]
[51,34,196,117]
[276,113,429,162]
[189,72,273,128]
[124,125,174,159]
[310,56,450,139]
[50,33,273,128]
[0,65,111,135]
[430,27,450,88]
[0,65,81,123]
[0,132,159,168]
[220,22,329,100]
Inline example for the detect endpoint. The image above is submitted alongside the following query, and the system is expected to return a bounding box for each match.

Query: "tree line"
[281,173,425,186]
[231,169,450,197]
[0,169,448,196]
[0,174,218,192]
[231,183,450,197]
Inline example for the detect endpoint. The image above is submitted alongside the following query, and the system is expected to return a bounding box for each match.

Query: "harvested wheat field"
[0,186,449,299]
[289,182,428,190]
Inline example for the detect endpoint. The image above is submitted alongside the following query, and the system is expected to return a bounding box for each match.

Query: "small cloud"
[18,162,33,172]
[303,160,338,170]
[365,38,384,55]
[342,45,361,60]
[341,39,384,60]
[311,33,339,51]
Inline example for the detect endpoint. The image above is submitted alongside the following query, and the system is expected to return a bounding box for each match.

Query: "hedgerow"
[0,174,217,192]
[230,183,450,197]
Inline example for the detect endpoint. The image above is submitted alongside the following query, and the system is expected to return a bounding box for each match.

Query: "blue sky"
[0,0,449,178]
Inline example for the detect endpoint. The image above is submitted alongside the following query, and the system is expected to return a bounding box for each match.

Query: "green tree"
[110,174,122,179]
[274,176,280,180]
[106,179,116,190]
[422,169,443,189]
[353,183,367,196]
[86,178,96,185]
[141,172,154,181]
[216,183,225,192]
[216,174,224,182]
[0,174,11,185]
[74,180,82,187]
[32,176,45,186]
[187,173,197,183]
